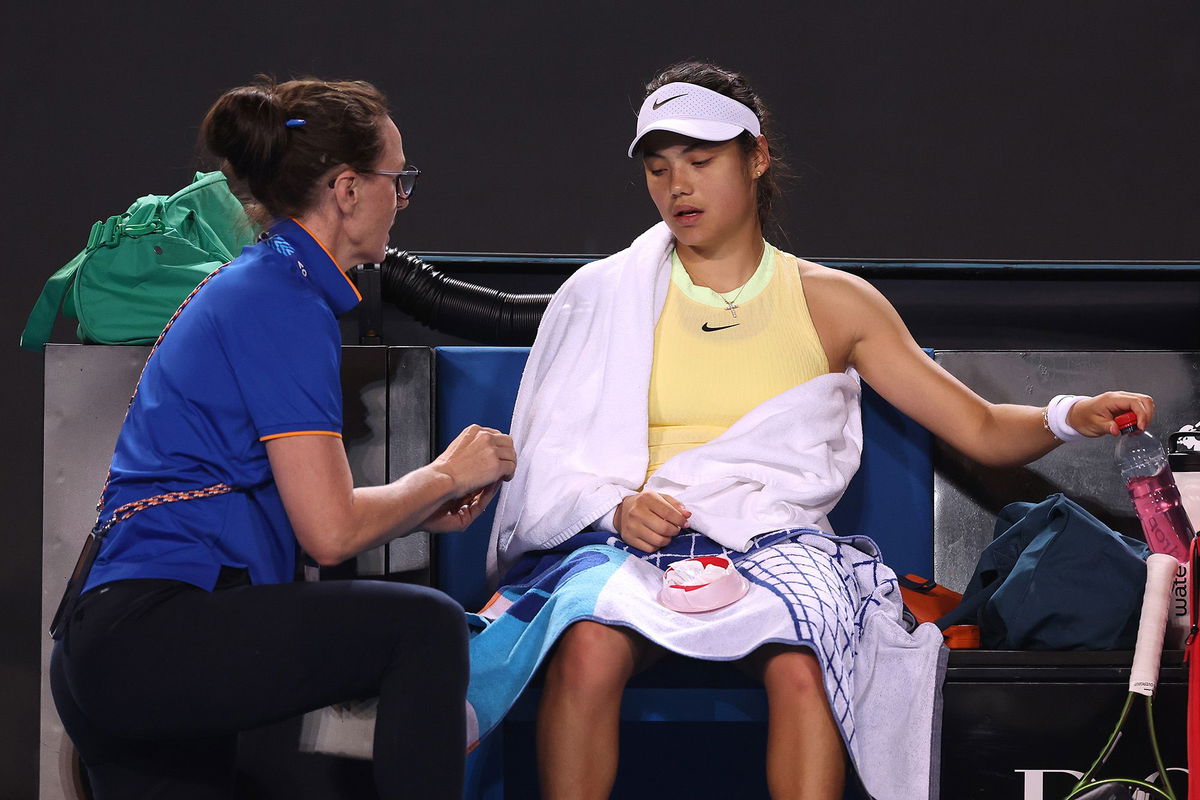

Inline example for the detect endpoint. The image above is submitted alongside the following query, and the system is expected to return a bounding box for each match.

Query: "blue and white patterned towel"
[466,528,946,800]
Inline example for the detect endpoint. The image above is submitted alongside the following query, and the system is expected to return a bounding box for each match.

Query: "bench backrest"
[434,346,933,610]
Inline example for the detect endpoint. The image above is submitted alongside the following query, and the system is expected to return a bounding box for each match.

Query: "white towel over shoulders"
[488,222,863,583]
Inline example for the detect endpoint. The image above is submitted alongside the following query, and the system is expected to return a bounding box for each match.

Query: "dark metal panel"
[876,278,1200,351]
[385,347,434,575]
[932,351,1200,591]
[339,346,390,576]
[946,648,1186,683]
[335,346,436,576]
[941,680,1187,799]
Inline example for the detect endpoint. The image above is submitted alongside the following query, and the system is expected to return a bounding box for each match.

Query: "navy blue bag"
[938,493,1150,650]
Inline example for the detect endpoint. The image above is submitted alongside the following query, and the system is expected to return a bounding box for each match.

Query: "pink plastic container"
[658,556,750,613]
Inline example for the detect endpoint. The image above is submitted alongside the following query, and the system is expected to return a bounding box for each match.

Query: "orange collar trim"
[290,217,364,302]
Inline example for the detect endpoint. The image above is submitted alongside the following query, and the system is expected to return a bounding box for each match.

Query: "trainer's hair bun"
[200,77,390,220]
[202,84,289,189]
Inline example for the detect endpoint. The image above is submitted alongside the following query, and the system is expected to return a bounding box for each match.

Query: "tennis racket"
[1064,553,1180,800]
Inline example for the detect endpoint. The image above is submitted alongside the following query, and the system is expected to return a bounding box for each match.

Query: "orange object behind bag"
[898,574,979,649]
[942,624,981,649]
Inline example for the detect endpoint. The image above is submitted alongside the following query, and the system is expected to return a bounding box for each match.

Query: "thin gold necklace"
[712,282,748,318]
[710,243,765,317]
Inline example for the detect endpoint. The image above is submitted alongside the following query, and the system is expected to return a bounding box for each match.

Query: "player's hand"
[1068,392,1155,436]
[614,491,691,553]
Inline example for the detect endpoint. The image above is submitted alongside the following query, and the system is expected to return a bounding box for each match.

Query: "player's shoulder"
[790,255,885,308]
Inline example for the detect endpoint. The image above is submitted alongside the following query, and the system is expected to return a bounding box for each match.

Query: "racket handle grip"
[1129,553,1176,696]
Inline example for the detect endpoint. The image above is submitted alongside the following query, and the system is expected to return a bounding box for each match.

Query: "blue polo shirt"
[83,218,362,593]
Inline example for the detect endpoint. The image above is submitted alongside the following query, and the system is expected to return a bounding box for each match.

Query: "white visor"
[628,82,762,158]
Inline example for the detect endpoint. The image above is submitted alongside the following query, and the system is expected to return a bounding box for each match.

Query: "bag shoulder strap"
[20,249,87,351]
[898,574,938,593]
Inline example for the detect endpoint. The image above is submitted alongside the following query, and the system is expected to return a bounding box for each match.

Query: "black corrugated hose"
[378,248,553,346]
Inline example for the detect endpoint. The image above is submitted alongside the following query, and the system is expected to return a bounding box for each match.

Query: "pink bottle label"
[1127,470,1196,562]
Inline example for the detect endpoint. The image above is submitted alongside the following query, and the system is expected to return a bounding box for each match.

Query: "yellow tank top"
[645,243,829,483]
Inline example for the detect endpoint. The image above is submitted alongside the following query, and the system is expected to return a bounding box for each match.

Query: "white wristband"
[1047,394,1088,443]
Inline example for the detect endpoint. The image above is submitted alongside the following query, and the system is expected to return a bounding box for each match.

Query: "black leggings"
[50,570,468,800]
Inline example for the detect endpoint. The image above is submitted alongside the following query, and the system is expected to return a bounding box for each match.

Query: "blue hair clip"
[285,119,306,128]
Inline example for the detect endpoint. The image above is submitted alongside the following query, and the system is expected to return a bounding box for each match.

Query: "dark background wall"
[2,2,1198,797]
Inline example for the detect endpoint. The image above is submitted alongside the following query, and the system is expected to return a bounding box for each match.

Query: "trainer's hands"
[1068,391,1156,436]
[429,424,515,496]
[421,481,502,533]
[614,491,691,553]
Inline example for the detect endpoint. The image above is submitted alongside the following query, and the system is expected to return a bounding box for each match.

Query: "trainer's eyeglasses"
[358,166,421,199]
[329,166,421,199]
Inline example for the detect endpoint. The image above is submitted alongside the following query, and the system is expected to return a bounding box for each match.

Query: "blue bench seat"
[434,347,934,798]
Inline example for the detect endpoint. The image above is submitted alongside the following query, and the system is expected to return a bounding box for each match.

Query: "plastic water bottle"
[1115,411,1195,562]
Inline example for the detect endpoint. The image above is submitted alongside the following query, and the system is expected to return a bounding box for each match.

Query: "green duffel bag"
[20,170,257,351]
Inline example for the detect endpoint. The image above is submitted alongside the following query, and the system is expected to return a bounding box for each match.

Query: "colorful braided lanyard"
[90,263,237,536]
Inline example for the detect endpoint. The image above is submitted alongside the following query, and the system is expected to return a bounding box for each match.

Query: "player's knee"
[763,649,826,701]
[547,622,636,693]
